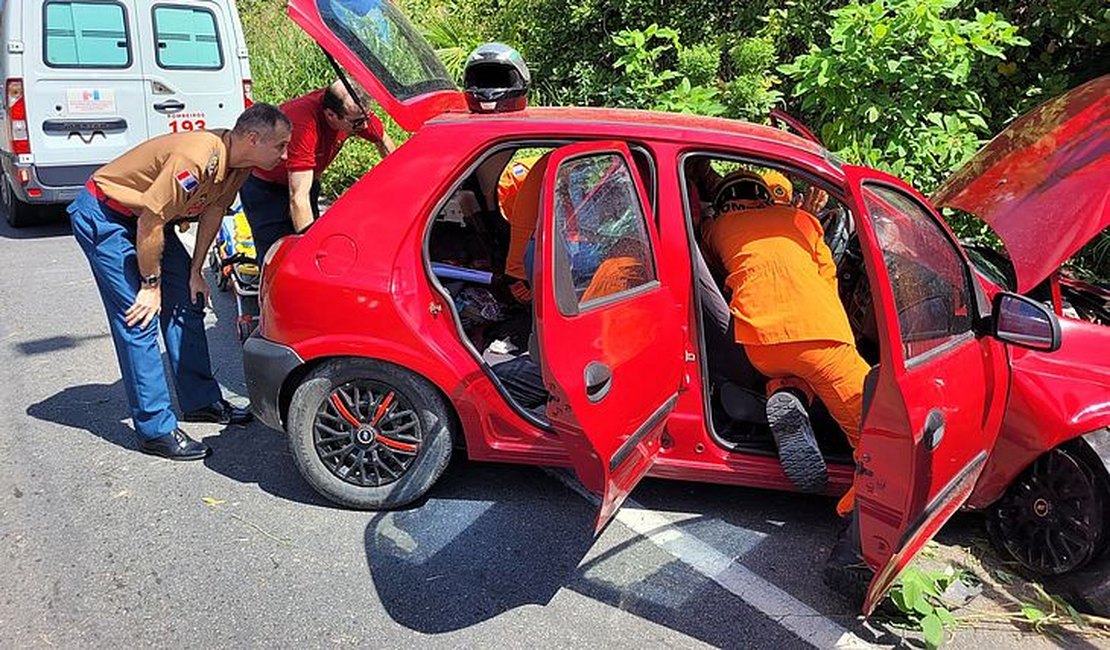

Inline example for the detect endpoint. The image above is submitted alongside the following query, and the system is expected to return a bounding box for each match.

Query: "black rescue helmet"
[463,43,530,113]
[713,170,773,213]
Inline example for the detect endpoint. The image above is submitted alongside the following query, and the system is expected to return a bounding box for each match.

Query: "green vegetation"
[237,0,1107,279]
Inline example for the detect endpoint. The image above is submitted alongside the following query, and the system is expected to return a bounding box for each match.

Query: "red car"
[243,0,1110,614]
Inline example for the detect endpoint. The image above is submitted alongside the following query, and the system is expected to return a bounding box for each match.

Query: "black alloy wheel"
[313,380,422,488]
[989,445,1107,576]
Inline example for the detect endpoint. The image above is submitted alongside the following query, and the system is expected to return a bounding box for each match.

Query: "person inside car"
[700,170,870,506]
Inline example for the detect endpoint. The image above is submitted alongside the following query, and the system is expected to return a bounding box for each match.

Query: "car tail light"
[6,79,30,155]
[27,188,42,198]
[16,168,29,184]
[242,79,254,108]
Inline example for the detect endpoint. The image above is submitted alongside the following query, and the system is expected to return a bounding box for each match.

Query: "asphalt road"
[0,212,1102,649]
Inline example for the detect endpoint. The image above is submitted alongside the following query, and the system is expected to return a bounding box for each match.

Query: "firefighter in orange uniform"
[701,170,869,512]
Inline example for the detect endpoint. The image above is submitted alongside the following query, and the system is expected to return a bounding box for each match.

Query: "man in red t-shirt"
[241,80,394,262]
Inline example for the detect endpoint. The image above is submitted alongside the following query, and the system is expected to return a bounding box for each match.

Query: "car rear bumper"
[242,333,303,431]
[2,157,99,204]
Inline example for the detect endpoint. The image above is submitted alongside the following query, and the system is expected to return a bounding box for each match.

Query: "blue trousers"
[68,188,221,439]
[239,174,319,265]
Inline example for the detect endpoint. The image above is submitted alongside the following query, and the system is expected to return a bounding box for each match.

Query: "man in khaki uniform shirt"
[68,103,292,460]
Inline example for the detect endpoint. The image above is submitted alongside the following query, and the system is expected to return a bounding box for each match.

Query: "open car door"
[287,0,466,131]
[844,167,1011,614]
[533,141,684,533]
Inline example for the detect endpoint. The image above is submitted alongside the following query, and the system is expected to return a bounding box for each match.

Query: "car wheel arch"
[278,354,465,452]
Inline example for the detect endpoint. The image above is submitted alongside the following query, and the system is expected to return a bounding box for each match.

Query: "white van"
[0,0,253,226]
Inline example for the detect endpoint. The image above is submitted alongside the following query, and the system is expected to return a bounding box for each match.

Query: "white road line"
[547,470,880,649]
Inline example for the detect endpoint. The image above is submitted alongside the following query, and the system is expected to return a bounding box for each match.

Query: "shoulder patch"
[176,170,199,193]
[205,151,220,175]
[512,163,528,177]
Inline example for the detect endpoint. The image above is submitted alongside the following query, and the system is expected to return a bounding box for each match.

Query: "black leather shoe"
[139,428,211,461]
[182,398,253,425]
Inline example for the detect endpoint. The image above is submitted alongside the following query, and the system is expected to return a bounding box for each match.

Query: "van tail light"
[242,79,254,108]
[6,79,30,155]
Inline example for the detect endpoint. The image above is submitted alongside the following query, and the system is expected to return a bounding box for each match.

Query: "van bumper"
[1,157,99,205]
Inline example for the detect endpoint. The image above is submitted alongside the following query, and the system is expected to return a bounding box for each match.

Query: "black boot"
[182,398,253,425]
[767,389,827,493]
[823,510,873,607]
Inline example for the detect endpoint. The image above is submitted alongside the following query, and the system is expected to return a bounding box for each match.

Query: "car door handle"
[153,100,185,114]
[584,361,612,403]
[922,409,945,450]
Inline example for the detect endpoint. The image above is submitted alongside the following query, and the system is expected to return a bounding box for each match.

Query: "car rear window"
[153,5,223,70]
[44,1,131,68]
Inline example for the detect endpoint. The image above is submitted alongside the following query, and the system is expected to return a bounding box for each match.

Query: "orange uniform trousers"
[745,339,871,515]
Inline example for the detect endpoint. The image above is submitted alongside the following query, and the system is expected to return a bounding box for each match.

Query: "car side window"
[44,1,131,68]
[553,153,657,310]
[863,183,973,361]
[153,6,224,70]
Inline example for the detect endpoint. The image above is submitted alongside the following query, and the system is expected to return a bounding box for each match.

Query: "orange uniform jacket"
[701,204,854,346]
[500,154,549,280]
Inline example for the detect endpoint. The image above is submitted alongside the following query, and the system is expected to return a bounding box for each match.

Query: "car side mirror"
[992,292,1061,352]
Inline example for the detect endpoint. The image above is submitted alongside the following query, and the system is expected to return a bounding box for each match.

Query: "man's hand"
[125,286,162,328]
[190,268,211,309]
[800,188,829,215]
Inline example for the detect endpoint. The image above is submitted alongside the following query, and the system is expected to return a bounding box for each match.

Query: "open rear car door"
[532,141,685,533]
[844,167,1012,614]
[287,0,466,131]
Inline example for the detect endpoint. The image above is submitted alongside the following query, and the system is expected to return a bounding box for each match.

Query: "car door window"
[553,152,657,310]
[152,6,224,70]
[44,1,131,68]
[863,183,973,361]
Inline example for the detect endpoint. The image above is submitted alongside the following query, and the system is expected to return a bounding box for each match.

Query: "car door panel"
[534,141,684,532]
[845,166,1010,613]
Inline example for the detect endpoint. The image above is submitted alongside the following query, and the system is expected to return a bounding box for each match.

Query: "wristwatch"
[141,273,161,288]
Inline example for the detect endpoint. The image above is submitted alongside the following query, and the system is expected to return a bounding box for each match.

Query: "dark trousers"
[240,175,320,264]
[68,189,221,439]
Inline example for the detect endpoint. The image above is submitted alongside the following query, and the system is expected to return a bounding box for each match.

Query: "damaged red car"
[242,0,1110,615]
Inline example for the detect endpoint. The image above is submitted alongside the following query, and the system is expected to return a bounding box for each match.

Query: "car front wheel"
[287,358,455,510]
[987,441,1110,612]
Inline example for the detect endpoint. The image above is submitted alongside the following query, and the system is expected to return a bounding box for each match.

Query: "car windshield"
[315,0,456,101]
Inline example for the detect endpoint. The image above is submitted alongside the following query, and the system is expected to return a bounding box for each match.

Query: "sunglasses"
[341,113,368,129]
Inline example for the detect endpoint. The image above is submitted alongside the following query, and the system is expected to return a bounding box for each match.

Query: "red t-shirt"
[252,89,385,184]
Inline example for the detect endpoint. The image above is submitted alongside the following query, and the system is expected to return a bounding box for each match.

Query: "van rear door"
[135,0,246,135]
[24,0,152,182]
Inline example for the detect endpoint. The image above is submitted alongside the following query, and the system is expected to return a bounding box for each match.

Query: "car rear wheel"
[2,177,40,228]
[988,445,1107,576]
[287,358,454,510]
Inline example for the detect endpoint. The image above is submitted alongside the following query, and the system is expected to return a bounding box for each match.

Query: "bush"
[778,0,1030,193]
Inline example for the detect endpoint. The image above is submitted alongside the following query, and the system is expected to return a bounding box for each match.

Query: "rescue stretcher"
[207,204,260,342]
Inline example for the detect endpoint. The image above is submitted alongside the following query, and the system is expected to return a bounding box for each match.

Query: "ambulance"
[0,0,253,226]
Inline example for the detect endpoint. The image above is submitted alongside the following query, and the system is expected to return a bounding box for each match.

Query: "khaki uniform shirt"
[93,130,249,223]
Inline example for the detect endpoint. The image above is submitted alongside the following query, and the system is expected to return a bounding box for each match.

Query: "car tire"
[287,358,454,510]
[2,176,40,228]
[987,442,1110,613]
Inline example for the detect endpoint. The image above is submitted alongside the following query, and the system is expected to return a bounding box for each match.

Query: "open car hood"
[932,75,1109,293]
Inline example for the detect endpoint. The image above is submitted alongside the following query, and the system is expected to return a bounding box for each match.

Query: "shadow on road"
[362,463,888,647]
[25,379,328,508]
[0,207,70,240]
[363,461,597,634]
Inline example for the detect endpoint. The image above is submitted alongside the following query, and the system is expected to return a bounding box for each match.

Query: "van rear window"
[153,6,224,70]
[44,1,131,68]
